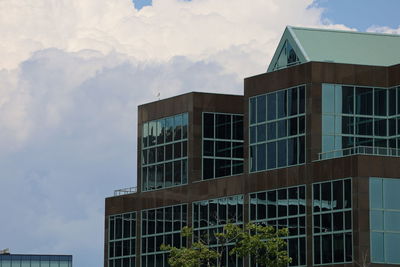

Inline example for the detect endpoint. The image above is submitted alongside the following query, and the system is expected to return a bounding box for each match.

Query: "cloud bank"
[0,0,359,266]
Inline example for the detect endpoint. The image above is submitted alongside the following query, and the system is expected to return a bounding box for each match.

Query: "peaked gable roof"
[267,26,400,72]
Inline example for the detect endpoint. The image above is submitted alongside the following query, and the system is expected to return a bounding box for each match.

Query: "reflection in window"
[109,212,136,267]
[272,40,300,71]
[193,195,244,266]
[203,113,244,179]
[249,86,306,172]
[249,185,306,266]
[142,113,188,191]
[141,204,187,267]
[312,179,352,265]
[370,178,400,264]
[322,84,400,158]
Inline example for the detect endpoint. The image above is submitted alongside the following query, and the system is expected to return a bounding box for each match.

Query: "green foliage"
[229,223,291,267]
[161,224,291,267]
[161,226,220,267]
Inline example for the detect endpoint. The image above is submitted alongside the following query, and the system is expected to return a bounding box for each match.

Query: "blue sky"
[0,1,399,267]
[133,0,400,31]
[312,0,400,31]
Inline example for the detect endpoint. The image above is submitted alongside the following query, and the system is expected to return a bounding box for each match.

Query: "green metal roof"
[267,26,400,72]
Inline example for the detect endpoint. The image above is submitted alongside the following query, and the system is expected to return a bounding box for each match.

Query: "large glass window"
[142,113,188,191]
[312,179,352,265]
[321,84,400,159]
[109,212,137,267]
[203,113,244,179]
[141,204,187,267]
[249,86,306,172]
[370,178,400,264]
[249,185,306,266]
[192,195,244,266]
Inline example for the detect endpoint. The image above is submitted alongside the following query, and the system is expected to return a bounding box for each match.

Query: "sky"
[0,0,399,266]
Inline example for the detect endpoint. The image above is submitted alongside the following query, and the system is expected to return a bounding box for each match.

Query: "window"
[249,185,306,266]
[321,84,400,159]
[370,178,400,264]
[142,113,188,191]
[249,86,306,172]
[273,40,300,71]
[141,204,187,267]
[193,195,244,266]
[109,212,137,267]
[312,179,352,265]
[202,113,244,179]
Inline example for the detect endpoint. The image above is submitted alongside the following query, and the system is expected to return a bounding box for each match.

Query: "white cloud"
[367,25,400,34]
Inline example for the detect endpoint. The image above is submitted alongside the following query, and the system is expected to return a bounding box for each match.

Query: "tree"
[161,223,291,267]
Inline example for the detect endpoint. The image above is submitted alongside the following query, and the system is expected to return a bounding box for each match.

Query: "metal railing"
[318,146,400,161]
[114,186,137,196]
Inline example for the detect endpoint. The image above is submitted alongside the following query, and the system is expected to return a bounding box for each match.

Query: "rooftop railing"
[318,146,400,161]
[114,186,137,196]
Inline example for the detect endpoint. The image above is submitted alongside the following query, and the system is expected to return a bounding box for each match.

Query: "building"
[0,253,72,267]
[104,26,400,267]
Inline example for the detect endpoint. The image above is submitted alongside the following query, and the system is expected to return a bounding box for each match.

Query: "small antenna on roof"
[156,92,160,100]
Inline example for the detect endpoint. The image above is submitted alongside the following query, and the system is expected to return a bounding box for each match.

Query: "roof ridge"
[287,25,400,38]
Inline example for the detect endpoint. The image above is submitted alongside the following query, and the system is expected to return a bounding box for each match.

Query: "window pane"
[389,88,396,116]
[257,95,266,123]
[267,93,276,120]
[341,86,354,114]
[204,113,214,138]
[355,117,373,136]
[371,232,384,262]
[333,234,344,263]
[287,137,297,165]
[215,159,231,178]
[250,98,256,125]
[257,124,266,142]
[174,114,182,140]
[374,88,387,116]
[277,119,287,138]
[232,115,243,140]
[322,234,332,263]
[386,233,400,263]
[267,122,276,140]
[355,87,373,115]
[277,90,287,118]
[299,86,305,114]
[216,114,231,139]
[385,211,400,232]
[182,113,188,139]
[277,139,287,167]
[323,84,335,113]
[288,87,298,115]
[250,145,256,172]
[203,140,214,157]
[256,144,266,171]
[216,141,231,157]
[157,119,165,144]
[267,142,276,169]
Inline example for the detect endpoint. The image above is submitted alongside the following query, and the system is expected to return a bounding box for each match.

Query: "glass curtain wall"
[0,255,72,267]
[203,113,244,179]
[192,195,244,266]
[109,212,137,267]
[142,113,188,191]
[322,84,400,159]
[312,179,352,265]
[249,86,306,172]
[249,185,306,266]
[370,178,400,264]
[141,204,187,267]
